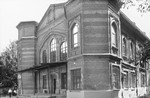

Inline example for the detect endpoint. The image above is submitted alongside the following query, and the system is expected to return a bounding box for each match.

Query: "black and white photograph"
[0,0,150,98]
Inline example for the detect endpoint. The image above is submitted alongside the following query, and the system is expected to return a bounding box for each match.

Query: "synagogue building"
[16,0,150,98]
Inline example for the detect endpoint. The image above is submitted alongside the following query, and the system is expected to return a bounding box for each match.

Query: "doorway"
[51,74,57,94]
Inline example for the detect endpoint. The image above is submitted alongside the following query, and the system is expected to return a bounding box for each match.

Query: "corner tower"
[16,21,37,95]
[17,21,37,70]
[66,0,123,98]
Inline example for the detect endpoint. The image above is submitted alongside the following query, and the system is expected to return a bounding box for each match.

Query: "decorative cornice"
[17,36,37,43]
[83,53,122,61]
[16,21,38,29]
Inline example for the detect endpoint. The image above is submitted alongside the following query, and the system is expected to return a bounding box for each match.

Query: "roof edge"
[120,11,150,42]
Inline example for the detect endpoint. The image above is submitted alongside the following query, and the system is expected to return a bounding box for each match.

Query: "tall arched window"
[111,22,117,47]
[42,50,47,63]
[60,41,67,61]
[122,37,127,56]
[50,38,56,62]
[130,41,134,59]
[72,23,79,48]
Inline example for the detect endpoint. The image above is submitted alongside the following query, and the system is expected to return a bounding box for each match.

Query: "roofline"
[16,21,38,29]
[37,1,67,30]
[120,11,150,42]
[37,4,54,29]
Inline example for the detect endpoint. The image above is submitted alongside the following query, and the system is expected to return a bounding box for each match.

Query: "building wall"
[22,71,34,94]
[120,16,148,97]
[36,10,67,65]
[83,56,110,90]
[35,66,66,95]
[16,0,150,98]
[67,0,82,58]
[66,1,120,98]
[17,21,37,96]
[17,22,37,71]
[18,39,36,70]
[82,0,109,54]
[17,71,34,95]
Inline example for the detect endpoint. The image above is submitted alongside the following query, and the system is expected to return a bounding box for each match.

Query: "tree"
[0,41,17,89]
[122,0,150,13]
[141,41,150,62]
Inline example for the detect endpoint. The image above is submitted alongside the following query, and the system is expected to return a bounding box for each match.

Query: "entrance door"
[51,74,57,94]
[53,79,56,94]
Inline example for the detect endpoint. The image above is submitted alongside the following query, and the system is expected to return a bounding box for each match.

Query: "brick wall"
[83,55,110,90]
[21,71,34,94]
[82,0,109,54]
[17,21,37,70]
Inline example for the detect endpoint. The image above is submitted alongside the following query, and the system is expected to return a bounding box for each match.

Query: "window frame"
[129,40,134,60]
[71,68,81,90]
[130,72,136,88]
[61,73,67,89]
[60,41,67,61]
[122,36,127,57]
[71,22,80,49]
[141,72,146,87]
[122,69,137,89]
[111,22,118,48]
[43,75,47,89]
[50,38,57,62]
[110,17,119,55]
[111,65,120,90]
[122,71,128,89]
[42,50,47,63]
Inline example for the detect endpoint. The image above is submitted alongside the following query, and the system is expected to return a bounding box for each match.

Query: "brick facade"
[17,0,150,98]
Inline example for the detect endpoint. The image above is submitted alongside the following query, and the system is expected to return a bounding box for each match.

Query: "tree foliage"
[122,0,150,13]
[0,41,17,88]
[121,0,150,64]
[141,41,150,60]
[135,41,150,68]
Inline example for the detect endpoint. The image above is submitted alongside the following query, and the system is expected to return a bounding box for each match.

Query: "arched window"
[111,22,117,47]
[130,41,134,59]
[60,41,67,61]
[50,38,56,62]
[42,50,47,63]
[122,37,127,56]
[72,23,79,48]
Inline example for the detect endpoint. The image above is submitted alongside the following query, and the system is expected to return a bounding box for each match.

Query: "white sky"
[0,0,67,53]
[0,0,150,53]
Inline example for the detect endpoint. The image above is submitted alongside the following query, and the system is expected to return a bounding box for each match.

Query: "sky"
[0,0,68,53]
[0,0,150,53]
